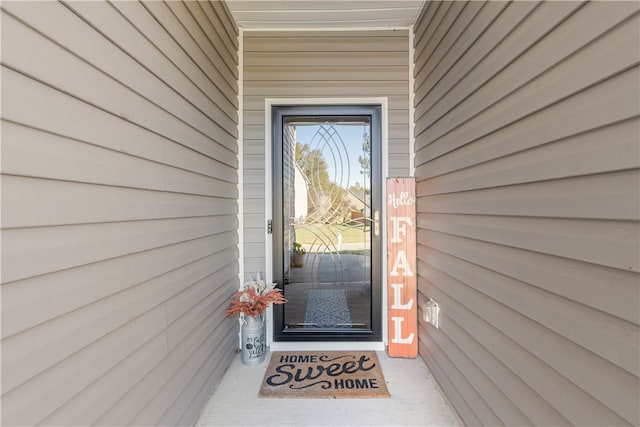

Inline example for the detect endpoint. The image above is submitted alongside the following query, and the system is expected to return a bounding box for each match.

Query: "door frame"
[264,98,389,351]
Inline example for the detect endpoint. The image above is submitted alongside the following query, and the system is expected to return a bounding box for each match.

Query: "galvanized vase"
[241,313,266,365]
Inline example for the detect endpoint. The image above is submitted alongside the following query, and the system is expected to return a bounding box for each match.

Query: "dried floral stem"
[226,275,287,319]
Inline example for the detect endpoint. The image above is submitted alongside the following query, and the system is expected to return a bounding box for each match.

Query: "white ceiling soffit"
[225,0,426,29]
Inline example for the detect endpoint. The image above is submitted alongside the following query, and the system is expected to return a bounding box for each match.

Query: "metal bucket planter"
[292,253,305,267]
[241,313,266,365]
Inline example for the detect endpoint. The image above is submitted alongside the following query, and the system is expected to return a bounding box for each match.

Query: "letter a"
[390,250,413,276]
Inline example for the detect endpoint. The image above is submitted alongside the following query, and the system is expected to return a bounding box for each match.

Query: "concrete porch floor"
[196,350,463,427]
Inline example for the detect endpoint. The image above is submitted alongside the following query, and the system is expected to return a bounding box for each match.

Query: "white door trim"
[265,97,389,352]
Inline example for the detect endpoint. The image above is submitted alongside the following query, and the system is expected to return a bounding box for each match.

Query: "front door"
[272,105,382,341]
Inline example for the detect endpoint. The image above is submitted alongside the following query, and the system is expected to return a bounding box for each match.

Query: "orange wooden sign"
[386,177,417,358]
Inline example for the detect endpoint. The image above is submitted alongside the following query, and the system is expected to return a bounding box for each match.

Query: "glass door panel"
[273,105,381,341]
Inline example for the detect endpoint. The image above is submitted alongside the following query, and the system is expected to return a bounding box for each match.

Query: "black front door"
[272,105,382,341]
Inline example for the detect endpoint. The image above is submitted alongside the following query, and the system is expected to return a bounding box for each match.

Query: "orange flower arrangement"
[226,274,287,319]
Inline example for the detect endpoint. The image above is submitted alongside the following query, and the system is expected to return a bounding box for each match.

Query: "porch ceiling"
[225,1,426,29]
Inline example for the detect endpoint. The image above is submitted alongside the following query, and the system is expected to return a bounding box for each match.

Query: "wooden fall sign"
[386,177,417,358]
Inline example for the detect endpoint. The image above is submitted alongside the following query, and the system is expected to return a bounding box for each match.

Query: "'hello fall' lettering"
[387,178,417,358]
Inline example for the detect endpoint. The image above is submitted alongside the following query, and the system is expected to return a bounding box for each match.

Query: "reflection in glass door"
[272,105,381,341]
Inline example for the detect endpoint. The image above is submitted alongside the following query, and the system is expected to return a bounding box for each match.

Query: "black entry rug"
[259,351,390,399]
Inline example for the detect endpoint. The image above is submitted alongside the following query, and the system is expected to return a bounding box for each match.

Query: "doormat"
[304,289,352,328]
[259,351,390,399]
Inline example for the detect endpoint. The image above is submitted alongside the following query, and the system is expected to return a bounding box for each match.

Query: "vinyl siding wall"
[413,1,640,426]
[1,1,240,425]
[243,29,410,278]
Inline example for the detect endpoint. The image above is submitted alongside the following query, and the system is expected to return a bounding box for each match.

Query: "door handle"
[374,210,379,236]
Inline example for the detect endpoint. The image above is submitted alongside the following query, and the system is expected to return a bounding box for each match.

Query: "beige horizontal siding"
[243,94,409,111]
[1,1,239,426]
[413,1,640,426]
[245,51,409,67]
[243,29,410,279]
